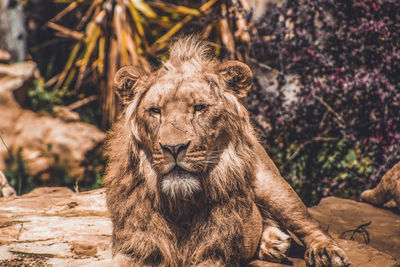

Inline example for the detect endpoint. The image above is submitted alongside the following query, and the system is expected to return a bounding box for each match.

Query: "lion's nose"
[160,142,190,159]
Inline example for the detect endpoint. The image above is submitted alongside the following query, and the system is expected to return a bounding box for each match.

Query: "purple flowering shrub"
[245,0,400,205]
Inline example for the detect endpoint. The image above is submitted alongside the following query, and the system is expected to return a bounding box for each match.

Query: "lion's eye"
[149,107,161,115]
[194,104,206,112]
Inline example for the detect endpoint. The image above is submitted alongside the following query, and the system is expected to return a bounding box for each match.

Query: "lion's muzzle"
[158,141,203,199]
[158,140,197,174]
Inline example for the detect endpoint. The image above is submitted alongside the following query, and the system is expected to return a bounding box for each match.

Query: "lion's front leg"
[184,199,254,267]
[108,203,179,267]
[111,230,178,267]
[187,216,243,266]
[253,143,350,267]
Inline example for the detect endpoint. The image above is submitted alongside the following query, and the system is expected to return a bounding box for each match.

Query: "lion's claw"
[305,241,351,267]
[258,226,291,262]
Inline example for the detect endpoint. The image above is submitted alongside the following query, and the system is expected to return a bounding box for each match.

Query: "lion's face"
[140,76,220,173]
[138,74,226,197]
[114,40,253,199]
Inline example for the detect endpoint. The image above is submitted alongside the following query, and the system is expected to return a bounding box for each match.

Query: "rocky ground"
[0,188,399,267]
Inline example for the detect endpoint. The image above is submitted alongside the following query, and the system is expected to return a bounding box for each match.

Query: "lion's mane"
[104,36,260,265]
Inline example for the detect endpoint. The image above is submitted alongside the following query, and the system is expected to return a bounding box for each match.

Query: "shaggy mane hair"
[104,36,259,265]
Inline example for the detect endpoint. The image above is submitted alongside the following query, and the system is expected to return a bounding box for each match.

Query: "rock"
[249,239,398,267]
[0,62,36,80]
[0,171,16,197]
[251,63,301,107]
[53,106,80,122]
[0,188,111,266]
[0,61,106,182]
[361,161,400,210]
[309,196,400,260]
[248,0,283,23]
[8,109,106,180]
[0,189,399,266]
[0,49,11,62]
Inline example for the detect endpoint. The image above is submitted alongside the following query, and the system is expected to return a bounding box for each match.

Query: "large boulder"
[0,61,106,183]
[309,196,400,260]
[0,188,399,266]
[361,161,400,211]
[7,110,106,181]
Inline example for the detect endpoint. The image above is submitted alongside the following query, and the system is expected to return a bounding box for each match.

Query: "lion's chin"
[161,167,201,199]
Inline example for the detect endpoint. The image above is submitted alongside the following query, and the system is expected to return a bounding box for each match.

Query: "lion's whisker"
[201,160,219,164]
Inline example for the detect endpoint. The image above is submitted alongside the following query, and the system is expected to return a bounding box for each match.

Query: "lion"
[104,36,350,267]
[361,161,400,210]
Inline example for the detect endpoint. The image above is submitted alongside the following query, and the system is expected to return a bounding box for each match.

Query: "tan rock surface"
[0,187,111,266]
[0,189,399,266]
[0,61,106,181]
[249,239,398,267]
[7,109,106,180]
[309,197,400,260]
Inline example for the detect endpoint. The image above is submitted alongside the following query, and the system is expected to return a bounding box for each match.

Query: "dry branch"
[46,22,84,40]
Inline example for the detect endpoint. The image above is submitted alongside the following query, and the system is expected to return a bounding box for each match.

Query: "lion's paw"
[258,226,291,262]
[305,241,351,267]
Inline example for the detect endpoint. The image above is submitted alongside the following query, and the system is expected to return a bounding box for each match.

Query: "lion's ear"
[114,66,146,104]
[219,61,253,98]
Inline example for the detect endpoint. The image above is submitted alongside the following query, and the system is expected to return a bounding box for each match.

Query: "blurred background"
[0,0,399,206]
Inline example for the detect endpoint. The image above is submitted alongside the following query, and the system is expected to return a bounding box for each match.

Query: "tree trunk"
[0,0,26,62]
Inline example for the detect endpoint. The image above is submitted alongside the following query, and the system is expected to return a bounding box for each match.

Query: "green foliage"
[74,97,102,128]
[4,148,35,195]
[3,143,72,195]
[78,146,106,191]
[270,138,374,205]
[247,0,399,205]
[3,145,104,195]
[26,78,68,114]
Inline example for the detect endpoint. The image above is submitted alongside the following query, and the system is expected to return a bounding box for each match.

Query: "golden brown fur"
[361,161,400,209]
[104,36,350,267]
